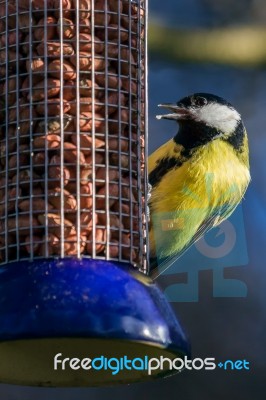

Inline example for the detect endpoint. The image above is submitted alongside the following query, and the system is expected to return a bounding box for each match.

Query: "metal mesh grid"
[0,0,148,272]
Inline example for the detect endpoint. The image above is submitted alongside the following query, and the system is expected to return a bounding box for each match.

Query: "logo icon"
[195,220,236,259]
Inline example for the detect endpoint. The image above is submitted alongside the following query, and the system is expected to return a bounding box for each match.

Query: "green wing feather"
[149,202,237,279]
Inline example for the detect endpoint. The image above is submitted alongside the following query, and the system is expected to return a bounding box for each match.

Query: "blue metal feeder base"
[0,259,190,387]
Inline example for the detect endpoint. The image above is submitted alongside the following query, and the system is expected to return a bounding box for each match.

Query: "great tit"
[148,93,250,278]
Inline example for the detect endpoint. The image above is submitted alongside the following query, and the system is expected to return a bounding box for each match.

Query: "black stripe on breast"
[149,156,184,187]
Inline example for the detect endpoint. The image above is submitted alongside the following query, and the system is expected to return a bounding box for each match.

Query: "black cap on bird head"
[156,92,245,151]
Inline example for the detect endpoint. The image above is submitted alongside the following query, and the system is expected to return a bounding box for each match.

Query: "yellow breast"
[149,137,250,213]
[148,137,250,258]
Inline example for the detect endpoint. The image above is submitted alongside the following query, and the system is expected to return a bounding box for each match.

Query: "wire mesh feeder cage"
[0,0,190,387]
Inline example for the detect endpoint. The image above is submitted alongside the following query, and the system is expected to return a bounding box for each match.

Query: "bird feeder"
[0,0,190,386]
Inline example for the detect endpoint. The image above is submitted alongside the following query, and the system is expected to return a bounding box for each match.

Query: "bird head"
[156,93,244,149]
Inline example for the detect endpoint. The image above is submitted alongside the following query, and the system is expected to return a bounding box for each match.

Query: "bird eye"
[193,96,207,107]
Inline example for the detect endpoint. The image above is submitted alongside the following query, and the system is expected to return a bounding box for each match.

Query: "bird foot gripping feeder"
[0,0,189,386]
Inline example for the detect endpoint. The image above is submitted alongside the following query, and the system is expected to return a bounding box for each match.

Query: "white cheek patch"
[193,103,241,133]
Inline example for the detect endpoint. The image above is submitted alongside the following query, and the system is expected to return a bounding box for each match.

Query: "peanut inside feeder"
[0,0,147,269]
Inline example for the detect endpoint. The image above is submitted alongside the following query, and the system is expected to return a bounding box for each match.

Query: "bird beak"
[156,103,191,121]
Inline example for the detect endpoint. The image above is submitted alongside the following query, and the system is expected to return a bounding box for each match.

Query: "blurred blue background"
[1,0,266,399]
